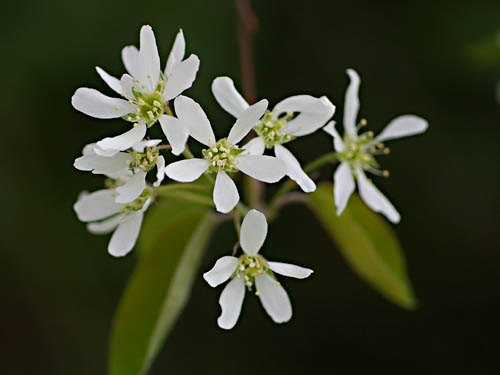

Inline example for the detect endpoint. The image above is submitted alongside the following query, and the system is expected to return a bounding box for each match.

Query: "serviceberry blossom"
[71,25,199,156]
[164,96,286,213]
[324,69,428,223]
[74,171,153,257]
[74,140,165,204]
[211,76,335,192]
[203,209,313,329]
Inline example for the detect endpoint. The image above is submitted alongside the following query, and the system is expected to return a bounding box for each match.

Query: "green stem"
[303,151,338,173]
[155,183,210,194]
[156,190,214,207]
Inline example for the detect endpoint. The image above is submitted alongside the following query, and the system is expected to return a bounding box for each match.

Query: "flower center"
[123,77,167,127]
[254,110,295,148]
[127,146,159,173]
[120,188,152,213]
[339,125,391,177]
[202,138,244,174]
[234,254,270,291]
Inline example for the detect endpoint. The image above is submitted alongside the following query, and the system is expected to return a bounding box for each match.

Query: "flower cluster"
[72,25,427,329]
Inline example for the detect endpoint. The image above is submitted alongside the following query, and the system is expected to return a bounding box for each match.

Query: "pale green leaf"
[308,183,417,309]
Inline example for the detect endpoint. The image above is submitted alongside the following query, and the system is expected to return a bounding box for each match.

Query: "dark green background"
[2,0,499,373]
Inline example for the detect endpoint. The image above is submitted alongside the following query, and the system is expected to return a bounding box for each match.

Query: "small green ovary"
[338,130,391,173]
[123,81,166,127]
[254,110,295,149]
[120,188,152,213]
[202,138,244,174]
[128,146,159,173]
[234,254,273,292]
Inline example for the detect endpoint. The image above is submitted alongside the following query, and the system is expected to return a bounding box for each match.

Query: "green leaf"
[308,183,417,309]
[109,201,218,375]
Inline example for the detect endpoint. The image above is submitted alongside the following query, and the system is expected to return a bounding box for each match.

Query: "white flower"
[73,179,152,257]
[74,139,165,204]
[164,96,286,213]
[211,76,335,193]
[71,25,198,155]
[324,69,428,223]
[203,209,313,329]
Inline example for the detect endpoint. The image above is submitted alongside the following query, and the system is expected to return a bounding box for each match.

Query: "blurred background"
[2,0,499,373]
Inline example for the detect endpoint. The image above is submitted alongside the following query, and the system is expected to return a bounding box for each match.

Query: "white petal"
[163,54,200,101]
[174,95,215,146]
[217,277,245,330]
[71,88,135,119]
[356,169,401,223]
[276,95,335,137]
[242,137,265,155]
[274,144,316,193]
[344,69,361,138]
[120,74,141,100]
[74,152,129,175]
[255,274,292,324]
[108,213,143,257]
[96,67,122,94]
[164,159,209,182]
[323,121,345,152]
[131,139,162,153]
[334,162,355,215]
[237,155,286,183]
[115,171,146,203]
[158,115,189,155]
[203,256,239,287]
[213,171,239,213]
[137,25,161,91]
[375,115,428,143]
[153,156,165,187]
[211,76,249,118]
[227,99,268,144]
[268,262,314,279]
[74,189,121,222]
[87,214,125,234]
[121,45,140,78]
[240,209,267,255]
[165,29,186,76]
[96,124,147,154]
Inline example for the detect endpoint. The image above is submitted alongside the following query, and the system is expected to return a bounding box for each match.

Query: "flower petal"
[274,144,316,193]
[165,29,186,77]
[153,155,165,187]
[120,73,142,100]
[108,212,143,257]
[375,115,428,143]
[163,54,200,101]
[203,256,239,287]
[227,99,268,144]
[164,158,209,182]
[137,25,161,91]
[242,137,265,155]
[334,162,355,215]
[174,95,215,146]
[87,214,125,234]
[255,274,292,323]
[71,88,135,119]
[237,155,285,183]
[131,139,162,153]
[114,171,146,204]
[356,169,401,223]
[74,152,129,175]
[217,276,245,330]
[121,45,140,78]
[159,115,189,155]
[323,121,345,152]
[276,95,335,137]
[268,262,314,279]
[95,67,122,94]
[344,69,361,138]
[95,124,147,155]
[211,76,249,118]
[213,171,239,213]
[240,209,267,255]
[73,189,121,222]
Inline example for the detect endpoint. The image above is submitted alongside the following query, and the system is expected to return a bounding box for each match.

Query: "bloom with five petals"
[203,209,313,329]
